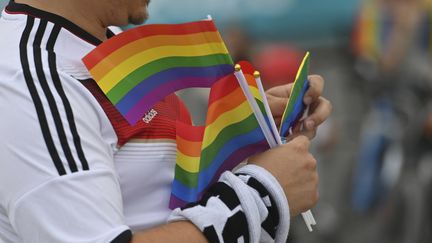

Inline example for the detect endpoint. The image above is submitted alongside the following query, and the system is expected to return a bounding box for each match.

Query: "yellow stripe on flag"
[90,31,224,80]
[176,150,200,173]
[93,42,229,93]
[201,89,259,149]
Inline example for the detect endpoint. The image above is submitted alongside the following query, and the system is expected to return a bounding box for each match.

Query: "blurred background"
[2,0,432,242]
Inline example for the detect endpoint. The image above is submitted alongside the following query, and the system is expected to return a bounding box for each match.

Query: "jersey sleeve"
[0,70,130,243]
[176,96,193,125]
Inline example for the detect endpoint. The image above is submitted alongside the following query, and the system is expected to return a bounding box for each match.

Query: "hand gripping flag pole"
[253,71,316,232]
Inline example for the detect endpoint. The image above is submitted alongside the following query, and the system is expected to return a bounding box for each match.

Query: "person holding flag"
[0,0,332,242]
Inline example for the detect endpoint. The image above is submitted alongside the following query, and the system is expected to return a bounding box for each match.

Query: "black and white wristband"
[168,164,290,243]
[236,164,290,243]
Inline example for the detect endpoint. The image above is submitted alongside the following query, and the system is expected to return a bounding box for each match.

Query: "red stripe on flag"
[83,21,218,70]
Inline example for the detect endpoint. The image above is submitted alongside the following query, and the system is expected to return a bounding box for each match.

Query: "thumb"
[287,134,311,149]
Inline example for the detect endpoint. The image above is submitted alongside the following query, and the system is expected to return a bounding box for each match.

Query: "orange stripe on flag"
[83,21,218,70]
[176,136,202,157]
[89,31,224,80]
[206,87,246,125]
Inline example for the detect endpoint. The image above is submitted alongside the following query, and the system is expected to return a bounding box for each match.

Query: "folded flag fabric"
[173,121,205,207]
[279,52,311,138]
[170,71,271,208]
[82,20,234,124]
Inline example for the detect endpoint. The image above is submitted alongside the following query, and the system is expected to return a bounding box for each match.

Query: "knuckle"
[313,191,320,205]
[308,74,324,83]
[305,155,317,170]
[308,187,320,208]
[313,172,319,187]
[323,98,333,113]
[294,142,305,152]
[304,194,319,211]
[297,135,310,148]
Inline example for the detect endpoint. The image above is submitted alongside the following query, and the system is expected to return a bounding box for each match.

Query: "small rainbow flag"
[279,52,311,137]
[83,20,234,124]
[170,69,270,208]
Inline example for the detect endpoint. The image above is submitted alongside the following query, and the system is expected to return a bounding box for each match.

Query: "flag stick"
[302,213,313,232]
[308,210,317,225]
[234,65,277,148]
[253,71,282,145]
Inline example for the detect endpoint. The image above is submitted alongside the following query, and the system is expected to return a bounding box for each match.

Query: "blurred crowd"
[199,1,432,242]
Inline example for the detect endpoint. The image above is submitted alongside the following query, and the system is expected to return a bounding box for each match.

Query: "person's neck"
[15,0,108,41]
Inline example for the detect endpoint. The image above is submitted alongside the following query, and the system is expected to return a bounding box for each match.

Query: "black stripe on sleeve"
[33,19,78,173]
[245,177,279,239]
[182,182,241,211]
[46,25,90,171]
[19,16,67,176]
[236,173,279,239]
[110,230,132,243]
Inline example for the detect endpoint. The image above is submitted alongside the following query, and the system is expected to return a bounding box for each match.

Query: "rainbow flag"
[170,70,270,208]
[279,52,311,138]
[82,20,234,125]
[352,0,382,59]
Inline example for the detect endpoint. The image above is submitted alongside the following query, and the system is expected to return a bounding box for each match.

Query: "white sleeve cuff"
[236,164,290,243]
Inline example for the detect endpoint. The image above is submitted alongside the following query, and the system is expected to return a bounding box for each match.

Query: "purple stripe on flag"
[169,194,189,209]
[169,139,268,208]
[123,75,226,124]
[198,140,269,197]
[116,65,233,114]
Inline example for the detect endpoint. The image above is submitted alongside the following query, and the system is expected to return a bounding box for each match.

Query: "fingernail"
[305,120,315,130]
[304,96,312,105]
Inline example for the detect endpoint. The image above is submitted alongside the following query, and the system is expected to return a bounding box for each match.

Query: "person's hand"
[265,75,332,139]
[248,135,318,216]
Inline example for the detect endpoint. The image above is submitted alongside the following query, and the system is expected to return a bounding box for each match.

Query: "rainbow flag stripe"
[83,20,234,124]
[174,121,205,196]
[279,52,311,137]
[170,71,270,208]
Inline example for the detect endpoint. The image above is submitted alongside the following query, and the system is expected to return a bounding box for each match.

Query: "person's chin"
[128,12,148,25]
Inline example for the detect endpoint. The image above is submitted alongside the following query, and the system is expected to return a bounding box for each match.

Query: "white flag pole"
[253,71,282,146]
[234,65,277,148]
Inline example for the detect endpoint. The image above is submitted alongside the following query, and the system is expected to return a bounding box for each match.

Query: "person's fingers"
[267,95,288,118]
[293,122,302,133]
[304,75,324,105]
[289,134,311,150]
[285,126,317,140]
[304,97,332,130]
[266,83,293,98]
[300,128,317,140]
[265,84,292,119]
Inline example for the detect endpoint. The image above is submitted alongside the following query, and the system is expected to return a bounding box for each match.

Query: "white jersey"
[0,1,189,242]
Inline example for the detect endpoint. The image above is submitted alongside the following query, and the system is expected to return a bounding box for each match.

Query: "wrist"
[168,165,290,243]
[236,164,290,243]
